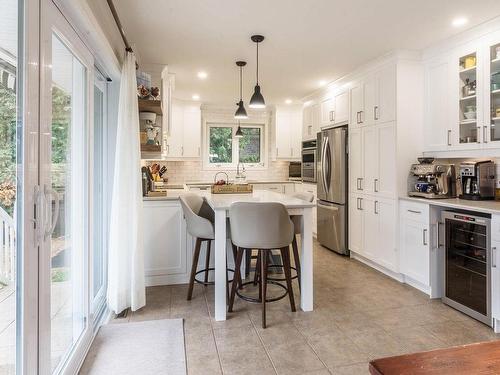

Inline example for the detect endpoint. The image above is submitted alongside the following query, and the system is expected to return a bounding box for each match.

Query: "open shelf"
[460,95,476,101]
[460,119,477,125]
[138,99,163,115]
[460,66,476,74]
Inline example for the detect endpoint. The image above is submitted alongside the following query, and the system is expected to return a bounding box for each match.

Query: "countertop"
[200,190,315,211]
[400,196,500,215]
[184,179,299,186]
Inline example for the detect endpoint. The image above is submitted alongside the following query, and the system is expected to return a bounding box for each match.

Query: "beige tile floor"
[111,240,500,374]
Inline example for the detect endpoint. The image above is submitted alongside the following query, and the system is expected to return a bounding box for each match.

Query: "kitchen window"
[205,122,265,169]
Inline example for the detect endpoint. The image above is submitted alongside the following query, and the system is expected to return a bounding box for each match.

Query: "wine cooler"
[441,211,492,326]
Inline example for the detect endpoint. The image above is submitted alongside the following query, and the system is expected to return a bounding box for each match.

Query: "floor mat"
[79,319,186,375]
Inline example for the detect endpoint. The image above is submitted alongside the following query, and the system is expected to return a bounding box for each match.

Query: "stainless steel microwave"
[301,140,317,182]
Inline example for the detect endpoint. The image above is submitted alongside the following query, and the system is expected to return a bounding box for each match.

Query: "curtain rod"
[106,0,134,54]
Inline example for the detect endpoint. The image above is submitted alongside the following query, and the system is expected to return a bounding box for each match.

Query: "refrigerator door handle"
[324,137,332,193]
[321,136,329,195]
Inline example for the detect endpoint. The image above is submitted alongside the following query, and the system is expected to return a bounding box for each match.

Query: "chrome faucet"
[236,162,246,180]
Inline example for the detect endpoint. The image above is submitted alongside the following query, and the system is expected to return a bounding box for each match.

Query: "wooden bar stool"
[228,202,296,328]
[180,193,236,300]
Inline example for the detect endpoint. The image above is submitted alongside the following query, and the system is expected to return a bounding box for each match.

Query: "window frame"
[203,121,267,170]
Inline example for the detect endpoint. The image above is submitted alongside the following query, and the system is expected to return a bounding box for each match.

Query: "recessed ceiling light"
[197,71,207,79]
[452,17,468,27]
[319,80,327,87]
[192,94,200,100]
[285,99,292,104]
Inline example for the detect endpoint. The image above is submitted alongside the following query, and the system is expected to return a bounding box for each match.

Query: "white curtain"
[107,52,145,313]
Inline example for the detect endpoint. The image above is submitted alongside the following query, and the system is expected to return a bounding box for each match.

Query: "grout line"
[249,312,279,375]
[290,313,332,374]
[204,288,225,375]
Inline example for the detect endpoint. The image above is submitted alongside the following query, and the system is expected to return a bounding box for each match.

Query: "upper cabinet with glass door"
[487,41,500,146]
[456,48,483,148]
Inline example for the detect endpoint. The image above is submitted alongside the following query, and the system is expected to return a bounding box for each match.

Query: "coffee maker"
[408,158,456,199]
[459,161,496,200]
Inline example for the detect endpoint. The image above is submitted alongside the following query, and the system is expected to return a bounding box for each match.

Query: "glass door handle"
[423,229,428,246]
[436,222,444,248]
[483,126,488,143]
[447,130,452,146]
[33,185,43,246]
[44,185,60,241]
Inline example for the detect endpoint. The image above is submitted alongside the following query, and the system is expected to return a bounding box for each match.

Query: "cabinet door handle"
[374,178,378,192]
[198,147,200,156]
[436,222,443,248]
[276,147,278,156]
[359,198,363,210]
[483,126,488,143]
[356,177,360,190]
[407,209,421,214]
[493,247,497,268]
[447,130,452,146]
[374,106,379,120]
[181,146,184,155]
[477,126,481,144]
[359,110,364,123]
[423,229,428,246]
[360,178,363,191]
[291,147,293,156]
[356,197,360,210]
[374,200,378,214]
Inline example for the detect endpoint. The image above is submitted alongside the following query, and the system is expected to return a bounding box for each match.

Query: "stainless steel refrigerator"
[317,126,348,255]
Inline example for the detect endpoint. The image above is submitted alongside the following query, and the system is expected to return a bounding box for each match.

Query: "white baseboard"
[350,252,404,283]
[402,275,431,295]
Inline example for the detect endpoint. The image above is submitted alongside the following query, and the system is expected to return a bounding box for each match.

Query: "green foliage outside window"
[239,128,261,163]
[209,127,232,163]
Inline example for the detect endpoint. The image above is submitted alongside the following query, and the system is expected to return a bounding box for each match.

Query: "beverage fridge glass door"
[317,127,347,204]
[442,211,491,325]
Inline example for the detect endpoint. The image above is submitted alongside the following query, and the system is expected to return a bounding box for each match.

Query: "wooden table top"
[369,340,500,375]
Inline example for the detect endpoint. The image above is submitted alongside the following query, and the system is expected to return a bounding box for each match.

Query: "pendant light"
[234,61,248,119]
[249,35,265,109]
[235,121,243,138]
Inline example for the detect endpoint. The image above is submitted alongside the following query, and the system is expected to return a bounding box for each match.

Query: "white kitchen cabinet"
[360,123,396,199]
[376,64,397,124]
[349,127,363,193]
[320,97,334,126]
[362,125,378,195]
[275,106,302,160]
[143,199,192,285]
[348,193,364,253]
[312,104,320,136]
[424,59,452,152]
[360,196,397,272]
[302,104,313,139]
[492,214,500,332]
[166,99,201,159]
[350,64,396,128]
[350,82,364,127]
[320,92,348,127]
[333,91,349,124]
[400,202,430,291]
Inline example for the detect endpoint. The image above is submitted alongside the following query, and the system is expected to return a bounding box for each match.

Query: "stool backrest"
[229,202,294,249]
[291,192,314,203]
[180,193,215,240]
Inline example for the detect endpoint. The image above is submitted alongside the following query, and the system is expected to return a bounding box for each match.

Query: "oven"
[301,140,317,182]
[441,210,492,326]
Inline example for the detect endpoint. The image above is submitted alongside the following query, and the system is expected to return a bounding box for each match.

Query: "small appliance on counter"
[459,161,496,200]
[407,158,456,199]
[288,162,302,180]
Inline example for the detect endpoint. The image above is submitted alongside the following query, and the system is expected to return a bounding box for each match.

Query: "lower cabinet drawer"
[400,200,430,223]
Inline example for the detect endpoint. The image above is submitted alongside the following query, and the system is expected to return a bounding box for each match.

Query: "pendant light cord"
[239,66,243,100]
[256,42,259,85]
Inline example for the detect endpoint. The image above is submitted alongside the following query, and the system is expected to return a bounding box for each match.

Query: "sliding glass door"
[0,0,22,373]
[39,1,94,373]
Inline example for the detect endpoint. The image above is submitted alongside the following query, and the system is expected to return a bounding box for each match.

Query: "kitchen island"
[142,189,315,321]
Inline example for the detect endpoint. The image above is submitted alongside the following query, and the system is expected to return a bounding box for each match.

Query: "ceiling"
[115,0,500,106]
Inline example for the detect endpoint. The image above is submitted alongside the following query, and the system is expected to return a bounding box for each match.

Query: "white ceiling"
[115,0,500,106]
